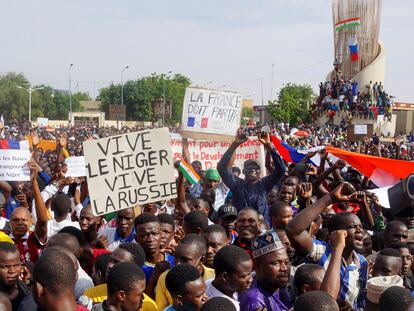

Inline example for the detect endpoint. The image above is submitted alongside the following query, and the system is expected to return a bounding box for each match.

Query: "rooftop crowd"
[312,78,394,127]
[0,121,414,311]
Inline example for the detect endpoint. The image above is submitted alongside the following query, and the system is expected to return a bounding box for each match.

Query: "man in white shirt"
[47,192,80,237]
[98,208,136,251]
[206,245,253,311]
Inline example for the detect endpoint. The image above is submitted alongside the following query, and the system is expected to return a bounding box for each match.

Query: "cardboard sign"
[347,124,373,141]
[65,156,86,177]
[169,134,266,177]
[37,117,49,127]
[181,87,242,142]
[0,150,31,181]
[83,128,177,216]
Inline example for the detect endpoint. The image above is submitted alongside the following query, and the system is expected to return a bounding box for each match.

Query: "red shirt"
[85,247,111,275]
[76,305,90,311]
[11,231,47,264]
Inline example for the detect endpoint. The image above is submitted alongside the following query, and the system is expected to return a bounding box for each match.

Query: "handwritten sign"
[181,87,242,142]
[169,134,266,177]
[83,128,177,216]
[0,150,31,181]
[65,156,86,177]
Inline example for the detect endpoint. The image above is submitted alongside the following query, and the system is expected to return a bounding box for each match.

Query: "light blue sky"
[1,0,413,105]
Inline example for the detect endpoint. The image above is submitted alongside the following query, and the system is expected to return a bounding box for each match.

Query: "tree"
[0,72,87,121]
[98,73,191,122]
[267,83,315,126]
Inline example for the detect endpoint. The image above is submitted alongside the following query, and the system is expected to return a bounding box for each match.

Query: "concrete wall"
[352,41,386,89]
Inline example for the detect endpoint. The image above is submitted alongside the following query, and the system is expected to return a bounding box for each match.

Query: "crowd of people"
[313,79,394,126]
[1,121,414,311]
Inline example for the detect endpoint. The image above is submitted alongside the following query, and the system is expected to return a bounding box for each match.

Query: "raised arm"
[320,230,346,299]
[175,170,191,216]
[28,160,48,242]
[182,137,191,164]
[217,130,247,188]
[286,184,352,256]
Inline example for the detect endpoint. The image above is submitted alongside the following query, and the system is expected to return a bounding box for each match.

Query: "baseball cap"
[204,169,220,181]
[243,159,261,169]
[217,204,237,220]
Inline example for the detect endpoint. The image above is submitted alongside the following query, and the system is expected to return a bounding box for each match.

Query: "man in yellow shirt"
[84,243,158,311]
[155,234,215,310]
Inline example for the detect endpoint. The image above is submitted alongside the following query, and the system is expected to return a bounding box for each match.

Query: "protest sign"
[83,128,177,216]
[37,117,49,127]
[181,87,242,142]
[169,134,266,177]
[0,150,31,181]
[65,156,86,177]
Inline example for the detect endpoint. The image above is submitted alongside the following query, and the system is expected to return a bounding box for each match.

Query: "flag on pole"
[335,17,361,31]
[348,37,359,62]
[178,159,201,185]
[326,146,414,187]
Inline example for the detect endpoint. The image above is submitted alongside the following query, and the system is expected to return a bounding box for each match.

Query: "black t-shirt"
[12,281,32,310]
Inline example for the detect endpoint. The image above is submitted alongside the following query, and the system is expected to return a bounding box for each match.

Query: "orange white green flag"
[178,159,201,185]
[335,17,361,31]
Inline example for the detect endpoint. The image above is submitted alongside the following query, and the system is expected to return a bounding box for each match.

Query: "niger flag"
[326,146,414,187]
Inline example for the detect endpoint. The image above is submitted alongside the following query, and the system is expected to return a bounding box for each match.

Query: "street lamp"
[162,70,172,126]
[69,64,74,123]
[121,66,129,106]
[17,86,44,123]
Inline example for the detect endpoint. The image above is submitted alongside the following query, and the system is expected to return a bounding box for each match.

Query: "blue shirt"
[217,149,286,216]
[306,239,368,309]
[142,253,175,284]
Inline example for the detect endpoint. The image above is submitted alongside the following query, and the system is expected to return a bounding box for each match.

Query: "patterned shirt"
[306,239,368,309]
[10,231,47,264]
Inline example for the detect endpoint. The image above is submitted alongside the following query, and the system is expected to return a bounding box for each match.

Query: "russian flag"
[270,135,309,163]
[0,140,30,150]
[327,146,414,187]
[348,37,359,62]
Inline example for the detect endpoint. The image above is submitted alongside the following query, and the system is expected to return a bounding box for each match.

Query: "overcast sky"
[1,0,413,105]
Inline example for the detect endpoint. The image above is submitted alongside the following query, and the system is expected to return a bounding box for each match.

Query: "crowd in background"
[313,79,394,126]
[0,120,414,311]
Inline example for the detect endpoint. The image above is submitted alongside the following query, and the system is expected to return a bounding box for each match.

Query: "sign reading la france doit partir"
[83,128,177,216]
[181,87,243,142]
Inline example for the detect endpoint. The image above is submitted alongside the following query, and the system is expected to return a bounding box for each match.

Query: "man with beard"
[239,232,293,311]
[217,130,286,217]
[98,208,136,251]
[286,184,369,310]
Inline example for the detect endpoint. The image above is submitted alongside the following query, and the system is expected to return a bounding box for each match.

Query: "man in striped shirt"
[286,184,368,310]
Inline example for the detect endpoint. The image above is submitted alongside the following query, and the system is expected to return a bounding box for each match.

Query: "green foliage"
[98,73,191,122]
[241,107,254,125]
[0,72,89,121]
[267,83,315,126]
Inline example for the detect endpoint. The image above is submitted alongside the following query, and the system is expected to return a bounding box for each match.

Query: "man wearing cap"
[217,204,238,244]
[190,168,229,212]
[239,232,293,311]
[217,130,286,218]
